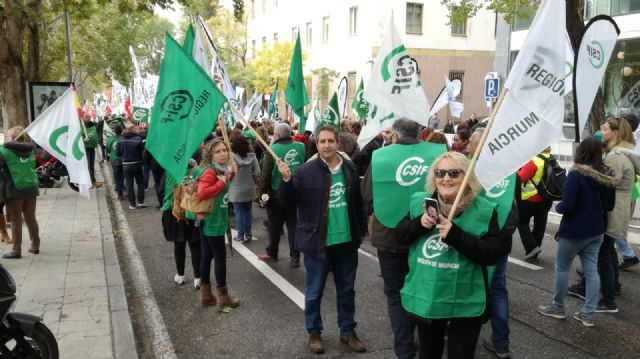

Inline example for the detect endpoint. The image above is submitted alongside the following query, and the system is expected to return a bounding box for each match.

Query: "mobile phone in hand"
[424,198,440,224]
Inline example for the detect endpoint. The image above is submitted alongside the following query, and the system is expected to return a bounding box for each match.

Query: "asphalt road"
[120,187,640,359]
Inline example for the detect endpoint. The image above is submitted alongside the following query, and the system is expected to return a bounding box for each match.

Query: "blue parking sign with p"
[485,78,500,99]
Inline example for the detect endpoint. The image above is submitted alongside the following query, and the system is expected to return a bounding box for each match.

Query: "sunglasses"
[433,168,464,179]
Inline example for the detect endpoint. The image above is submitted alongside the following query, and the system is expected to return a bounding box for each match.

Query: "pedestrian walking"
[107,125,125,200]
[116,126,146,209]
[195,139,240,310]
[394,151,509,359]
[538,138,616,328]
[0,127,41,259]
[278,125,368,355]
[229,135,260,243]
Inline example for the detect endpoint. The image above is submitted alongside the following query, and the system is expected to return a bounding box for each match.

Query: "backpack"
[532,154,566,201]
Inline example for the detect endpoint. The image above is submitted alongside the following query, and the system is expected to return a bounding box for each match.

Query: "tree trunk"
[25,0,41,82]
[566,0,605,135]
[0,1,29,130]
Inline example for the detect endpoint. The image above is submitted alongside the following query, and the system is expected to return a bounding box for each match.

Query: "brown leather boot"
[199,283,216,307]
[0,215,12,244]
[215,286,240,309]
[340,331,366,353]
[308,331,325,354]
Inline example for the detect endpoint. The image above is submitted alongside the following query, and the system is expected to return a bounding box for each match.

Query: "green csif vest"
[479,173,516,229]
[0,147,38,190]
[400,192,497,319]
[270,141,306,190]
[198,165,231,237]
[372,142,447,228]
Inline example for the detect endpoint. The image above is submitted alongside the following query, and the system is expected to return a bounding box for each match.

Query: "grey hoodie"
[229,152,261,203]
[604,146,640,239]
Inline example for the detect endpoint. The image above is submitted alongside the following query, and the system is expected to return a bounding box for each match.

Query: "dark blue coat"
[115,132,144,164]
[556,165,616,239]
[279,155,367,258]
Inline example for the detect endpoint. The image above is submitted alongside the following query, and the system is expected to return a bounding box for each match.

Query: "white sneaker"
[174,274,186,285]
[128,204,137,210]
[136,202,148,208]
[194,278,201,290]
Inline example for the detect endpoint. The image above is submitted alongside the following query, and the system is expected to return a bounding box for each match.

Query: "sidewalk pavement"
[0,170,136,358]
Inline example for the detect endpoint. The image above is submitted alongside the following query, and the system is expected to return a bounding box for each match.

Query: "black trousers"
[86,147,96,183]
[378,250,416,359]
[517,199,552,254]
[123,163,144,206]
[174,241,201,278]
[200,232,227,287]
[416,317,483,359]
[265,197,299,259]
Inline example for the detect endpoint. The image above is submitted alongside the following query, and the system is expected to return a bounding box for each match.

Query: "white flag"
[430,76,463,117]
[305,98,321,133]
[476,0,566,190]
[244,92,262,122]
[337,76,348,119]
[358,17,428,148]
[192,25,211,77]
[575,16,619,140]
[26,88,92,197]
[198,15,235,100]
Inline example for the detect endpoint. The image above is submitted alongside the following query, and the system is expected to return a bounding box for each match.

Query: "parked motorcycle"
[34,149,78,192]
[0,263,59,358]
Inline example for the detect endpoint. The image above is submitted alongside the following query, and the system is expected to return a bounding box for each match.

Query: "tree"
[250,41,307,94]
[441,0,603,134]
[0,0,182,130]
[310,67,339,100]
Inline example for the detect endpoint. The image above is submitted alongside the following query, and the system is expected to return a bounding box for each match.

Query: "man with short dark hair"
[361,118,447,359]
[278,125,368,355]
[258,123,305,266]
[339,119,358,158]
[116,126,146,209]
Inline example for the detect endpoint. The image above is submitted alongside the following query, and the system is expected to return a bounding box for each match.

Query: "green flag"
[316,92,340,132]
[183,24,195,54]
[351,78,369,121]
[285,34,308,130]
[268,80,279,120]
[131,106,150,125]
[147,33,226,183]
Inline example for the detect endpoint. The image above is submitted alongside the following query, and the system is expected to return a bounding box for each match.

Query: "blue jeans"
[489,255,510,353]
[553,235,603,314]
[615,238,636,260]
[111,163,124,198]
[304,243,358,335]
[232,202,252,239]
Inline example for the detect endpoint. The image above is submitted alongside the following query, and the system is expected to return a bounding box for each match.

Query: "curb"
[100,163,177,359]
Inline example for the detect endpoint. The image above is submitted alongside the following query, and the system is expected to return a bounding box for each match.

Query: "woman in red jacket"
[196,138,239,309]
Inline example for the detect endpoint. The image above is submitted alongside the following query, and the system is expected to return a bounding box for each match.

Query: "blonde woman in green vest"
[0,127,40,259]
[394,152,510,359]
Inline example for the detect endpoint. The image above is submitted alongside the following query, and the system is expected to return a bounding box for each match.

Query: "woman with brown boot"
[0,204,12,244]
[194,138,240,310]
[0,126,40,259]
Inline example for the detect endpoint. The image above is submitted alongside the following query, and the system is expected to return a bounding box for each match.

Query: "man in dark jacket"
[116,126,146,209]
[257,123,305,266]
[278,125,368,355]
[361,118,447,359]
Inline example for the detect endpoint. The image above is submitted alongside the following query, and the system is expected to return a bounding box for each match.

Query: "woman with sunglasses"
[395,152,509,359]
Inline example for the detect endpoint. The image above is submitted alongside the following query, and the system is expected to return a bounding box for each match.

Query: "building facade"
[246,0,497,123]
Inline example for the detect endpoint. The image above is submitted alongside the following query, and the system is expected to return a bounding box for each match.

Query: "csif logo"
[284,149,298,164]
[48,126,84,161]
[222,193,230,206]
[322,106,339,125]
[421,234,448,260]
[586,40,604,69]
[159,90,193,123]
[486,179,510,198]
[396,157,429,186]
[381,46,418,94]
[329,182,346,204]
[133,108,147,122]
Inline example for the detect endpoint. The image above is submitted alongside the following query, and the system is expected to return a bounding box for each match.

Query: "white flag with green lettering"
[476,0,566,190]
[26,88,91,198]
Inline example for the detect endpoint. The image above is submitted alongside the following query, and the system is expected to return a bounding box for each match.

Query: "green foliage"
[232,0,244,22]
[439,0,541,25]
[182,0,221,19]
[310,67,339,100]
[250,41,306,94]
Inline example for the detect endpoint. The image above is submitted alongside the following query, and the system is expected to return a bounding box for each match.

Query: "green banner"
[285,34,309,130]
[351,78,369,121]
[132,106,150,124]
[146,33,226,183]
[315,92,340,132]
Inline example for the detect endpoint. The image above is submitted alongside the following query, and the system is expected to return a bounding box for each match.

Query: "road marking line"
[229,230,305,310]
[508,257,544,270]
[358,248,379,262]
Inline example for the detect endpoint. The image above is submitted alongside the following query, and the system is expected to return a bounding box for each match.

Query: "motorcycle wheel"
[7,322,59,359]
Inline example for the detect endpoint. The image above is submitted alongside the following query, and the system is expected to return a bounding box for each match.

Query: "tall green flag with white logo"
[147,33,226,183]
[315,92,340,133]
[285,34,309,130]
[351,78,369,121]
[268,80,279,120]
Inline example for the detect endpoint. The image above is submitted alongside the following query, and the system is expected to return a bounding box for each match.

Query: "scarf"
[438,188,474,219]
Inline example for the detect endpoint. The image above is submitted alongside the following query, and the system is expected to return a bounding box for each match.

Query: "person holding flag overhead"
[257,123,305,267]
[277,125,368,354]
[361,118,446,359]
[0,127,41,259]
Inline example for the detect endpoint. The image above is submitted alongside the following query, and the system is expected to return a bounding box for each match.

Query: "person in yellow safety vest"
[517,147,553,260]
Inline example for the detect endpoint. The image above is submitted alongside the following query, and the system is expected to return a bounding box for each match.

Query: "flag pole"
[225,99,281,161]
[446,88,509,223]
